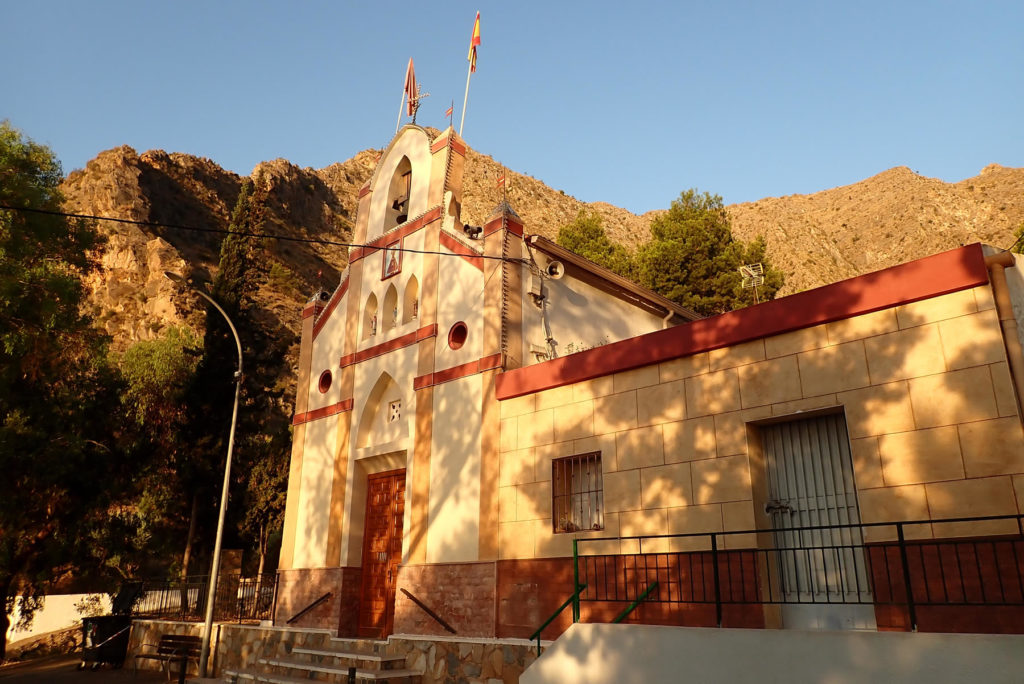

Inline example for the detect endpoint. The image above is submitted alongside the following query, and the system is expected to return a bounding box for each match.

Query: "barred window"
[552,452,604,533]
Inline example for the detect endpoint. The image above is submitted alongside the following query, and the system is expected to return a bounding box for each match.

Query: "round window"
[448,321,468,350]
[318,369,333,394]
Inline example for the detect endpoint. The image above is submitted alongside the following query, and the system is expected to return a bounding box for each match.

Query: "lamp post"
[164,271,242,678]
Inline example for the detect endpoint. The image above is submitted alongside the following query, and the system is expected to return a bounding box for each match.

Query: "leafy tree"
[117,327,202,579]
[240,443,288,576]
[556,210,636,278]
[635,189,784,316]
[1012,222,1024,254]
[0,122,133,659]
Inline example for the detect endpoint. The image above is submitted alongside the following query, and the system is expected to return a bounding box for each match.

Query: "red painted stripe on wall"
[495,243,990,401]
[292,398,353,425]
[312,277,349,340]
[340,324,438,368]
[439,230,484,271]
[415,353,502,390]
[349,207,443,264]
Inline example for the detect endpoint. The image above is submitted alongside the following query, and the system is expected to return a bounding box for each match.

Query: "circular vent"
[318,370,333,394]
[448,322,468,350]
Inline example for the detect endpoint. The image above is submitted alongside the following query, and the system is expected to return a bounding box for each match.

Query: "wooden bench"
[133,634,202,680]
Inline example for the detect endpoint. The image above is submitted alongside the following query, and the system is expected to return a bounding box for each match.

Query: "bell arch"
[385,156,412,229]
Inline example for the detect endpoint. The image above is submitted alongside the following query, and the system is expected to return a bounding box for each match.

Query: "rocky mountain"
[59,133,1024,408]
[727,164,1024,294]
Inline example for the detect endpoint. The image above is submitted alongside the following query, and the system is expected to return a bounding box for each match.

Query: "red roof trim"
[495,244,990,401]
[292,398,353,426]
[414,353,502,390]
[429,133,466,156]
[484,214,523,238]
[358,183,371,198]
[340,323,438,368]
[430,136,448,153]
[312,277,349,340]
[349,207,443,263]
[439,230,484,271]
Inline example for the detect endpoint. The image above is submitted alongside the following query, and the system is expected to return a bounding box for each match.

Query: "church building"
[277,124,1024,641]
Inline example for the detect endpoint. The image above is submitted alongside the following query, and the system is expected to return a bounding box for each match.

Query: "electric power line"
[0,203,522,264]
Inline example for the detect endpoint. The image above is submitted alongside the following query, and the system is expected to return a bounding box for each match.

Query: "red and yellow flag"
[467,11,481,73]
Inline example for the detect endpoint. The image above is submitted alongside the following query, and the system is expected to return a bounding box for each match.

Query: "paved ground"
[0,654,180,682]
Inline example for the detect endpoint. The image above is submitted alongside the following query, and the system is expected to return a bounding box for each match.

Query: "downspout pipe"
[985,251,1024,421]
[662,308,675,329]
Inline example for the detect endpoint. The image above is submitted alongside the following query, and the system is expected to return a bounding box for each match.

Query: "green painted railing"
[527,582,588,657]
[612,582,659,623]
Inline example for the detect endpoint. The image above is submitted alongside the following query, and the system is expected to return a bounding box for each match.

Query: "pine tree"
[556,210,636,278]
[635,189,784,316]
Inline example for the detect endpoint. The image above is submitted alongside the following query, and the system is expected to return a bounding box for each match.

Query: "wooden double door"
[357,469,406,638]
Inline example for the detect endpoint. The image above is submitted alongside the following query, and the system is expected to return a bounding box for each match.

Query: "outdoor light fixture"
[163,271,243,678]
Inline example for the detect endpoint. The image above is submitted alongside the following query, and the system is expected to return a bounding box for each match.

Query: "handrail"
[286,591,332,625]
[612,582,658,624]
[400,588,457,634]
[528,583,587,657]
[573,513,1024,543]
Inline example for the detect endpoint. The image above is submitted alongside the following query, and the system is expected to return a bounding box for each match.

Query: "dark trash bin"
[80,614,132,670]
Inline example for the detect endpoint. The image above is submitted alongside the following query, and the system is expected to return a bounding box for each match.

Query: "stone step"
[326,636,390,652]
[223,666,420,684]
[259,658,420,682]
[291,646,408,669]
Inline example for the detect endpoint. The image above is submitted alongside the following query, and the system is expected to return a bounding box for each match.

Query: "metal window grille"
[552,452,604,533]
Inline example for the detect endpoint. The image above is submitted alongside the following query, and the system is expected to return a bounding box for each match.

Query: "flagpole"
[459,61,472,137]
[396,89,406,135]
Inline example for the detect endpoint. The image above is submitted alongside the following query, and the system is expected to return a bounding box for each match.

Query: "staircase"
[222,638,422,683]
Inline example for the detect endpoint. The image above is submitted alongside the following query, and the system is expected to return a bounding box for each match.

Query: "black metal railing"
[573,514,1024,631]
[132,573,278,623]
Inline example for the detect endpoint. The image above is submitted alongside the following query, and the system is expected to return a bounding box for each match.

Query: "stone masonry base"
[128,620,539,684]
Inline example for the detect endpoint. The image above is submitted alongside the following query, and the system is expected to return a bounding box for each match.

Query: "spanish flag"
[467,11,481,73]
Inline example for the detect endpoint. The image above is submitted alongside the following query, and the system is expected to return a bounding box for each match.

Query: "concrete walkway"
[0,654,174,682]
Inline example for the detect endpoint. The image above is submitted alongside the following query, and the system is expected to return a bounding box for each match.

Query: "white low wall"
[522,623,1024,684]
[6,593,111,644]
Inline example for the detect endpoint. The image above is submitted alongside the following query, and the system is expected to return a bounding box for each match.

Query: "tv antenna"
[410,85,430,124]
[740,262,765,304]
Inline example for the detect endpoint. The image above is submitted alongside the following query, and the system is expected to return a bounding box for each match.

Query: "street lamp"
[164,271,242,678]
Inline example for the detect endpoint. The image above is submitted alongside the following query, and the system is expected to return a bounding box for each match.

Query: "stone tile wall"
[127,620,203,673]
[129,620,539,684]
[498,285,1024,555]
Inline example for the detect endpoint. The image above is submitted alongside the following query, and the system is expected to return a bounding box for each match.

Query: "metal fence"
[132,573,277,623]
[574,515,1024,630]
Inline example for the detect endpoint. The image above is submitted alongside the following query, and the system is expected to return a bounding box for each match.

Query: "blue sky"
[4,1,1022,213]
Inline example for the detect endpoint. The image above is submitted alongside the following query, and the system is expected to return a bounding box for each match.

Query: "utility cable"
[0,203,525,264]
